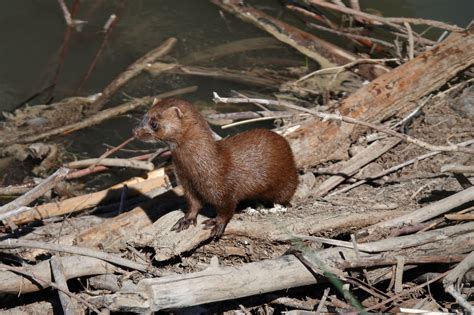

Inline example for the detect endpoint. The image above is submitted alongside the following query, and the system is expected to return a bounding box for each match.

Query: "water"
[0,0,472,174]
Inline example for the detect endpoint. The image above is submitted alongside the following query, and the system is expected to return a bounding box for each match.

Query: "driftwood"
[146,62,285,88]
[65,158,154,171]
[358,186,474,238]
[0,86,197,147]
[131,208,407,262]
[180,37,282,64]
[85,37,177,114]
[0,239,148,272]
[284,28,474,168]
[9,171,169,225]
[50,256,81,315]
[0,167,69,216]
[75,187,184,250]
[92,224,472,312]
[0,256,116,294]
[313,138,401,197]
[210,0,389,80]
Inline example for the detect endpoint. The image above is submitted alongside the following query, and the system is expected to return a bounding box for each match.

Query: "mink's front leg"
[171,190,202,232]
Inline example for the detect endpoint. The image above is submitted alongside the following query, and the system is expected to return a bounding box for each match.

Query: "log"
[0,256,116,294]
[285,28,474,168]
[131,208,407,261]
[93,227,473,312]
[10,170,169,225]
[89,250,347,312]
[75,187,184,250]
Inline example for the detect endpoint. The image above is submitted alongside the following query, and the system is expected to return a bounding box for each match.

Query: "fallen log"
[131,208,407,261]
[285,28,474,168]
[93,227,473,312]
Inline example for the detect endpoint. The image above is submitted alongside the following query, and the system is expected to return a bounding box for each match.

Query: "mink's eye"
[149,119,159,130]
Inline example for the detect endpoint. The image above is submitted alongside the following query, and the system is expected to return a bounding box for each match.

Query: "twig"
[404,22,415,60]
[0,264,100,313]
[49,0,81,99]
[50,256,81,315]
[365,271,448,311]
[309,0,463,33]
[1,86,197,146]
[57,0,73,26]
[308,22,395,49]
[445,214,474,221]
[87,37,177,113]
[394,256,405,293]
[0,168,69,215]
[444,251,474,288]
[360,187,474,233]
[315,287,330,315]
[66,158,154,171]
[340,255,466,269]
[441,164,474,174]
[351,234,372,286]
[294,58,397,84]
[221,115,292,129]
[329,139,474,196]
[75,14,118,93]
[445,284,474,313]
[212,93,474,154]
[0,239,149,273]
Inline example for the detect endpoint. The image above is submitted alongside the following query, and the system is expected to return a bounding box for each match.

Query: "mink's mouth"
[133,127,156,142]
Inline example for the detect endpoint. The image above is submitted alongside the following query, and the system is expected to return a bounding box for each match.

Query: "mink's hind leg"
[171,191,202,232]
[202,200,236,241]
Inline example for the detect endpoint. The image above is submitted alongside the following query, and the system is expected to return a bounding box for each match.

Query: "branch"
[212,93,474,154]
[0,239,150,273]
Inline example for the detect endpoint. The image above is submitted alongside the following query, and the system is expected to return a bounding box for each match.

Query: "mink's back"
[217,128,298,204]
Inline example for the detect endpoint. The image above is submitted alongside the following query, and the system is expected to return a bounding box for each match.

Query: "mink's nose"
[133,126,147,139]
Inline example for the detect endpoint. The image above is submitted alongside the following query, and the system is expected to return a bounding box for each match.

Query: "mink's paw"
[202,219,227,241]
[170,216,196,232]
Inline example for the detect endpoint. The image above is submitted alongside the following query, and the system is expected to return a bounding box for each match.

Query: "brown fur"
[134,99,298,239]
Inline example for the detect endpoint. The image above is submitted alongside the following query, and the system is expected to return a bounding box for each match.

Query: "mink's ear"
[171,106,183,119]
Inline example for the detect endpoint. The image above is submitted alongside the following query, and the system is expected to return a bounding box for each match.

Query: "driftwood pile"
[0,0,473,314]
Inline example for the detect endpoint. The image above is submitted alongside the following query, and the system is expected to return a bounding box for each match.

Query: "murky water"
[0,0,472,179]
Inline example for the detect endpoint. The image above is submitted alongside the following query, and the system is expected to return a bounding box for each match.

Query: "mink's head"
[133,98,203,146]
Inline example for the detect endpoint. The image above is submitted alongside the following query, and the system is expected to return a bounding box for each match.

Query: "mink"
[133,99,298,240]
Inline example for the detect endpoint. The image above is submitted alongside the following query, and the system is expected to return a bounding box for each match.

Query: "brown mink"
[133,99,298,240]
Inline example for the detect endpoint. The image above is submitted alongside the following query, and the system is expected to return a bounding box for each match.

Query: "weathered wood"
[131,208,407,261]
[94,228,473,312]
[0,86,197,147]
[50,256,81,315]
[210,0,388,80]
[0,168,69,216]
[180,37,282,64]
[285,29,474,168]
[86,37,177,113]
[10,172,169,225]
[314,138,400,197]
[147,62,284,87]
[358,186,474,237]
[75,187,184,250]
[0,256,116,294]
